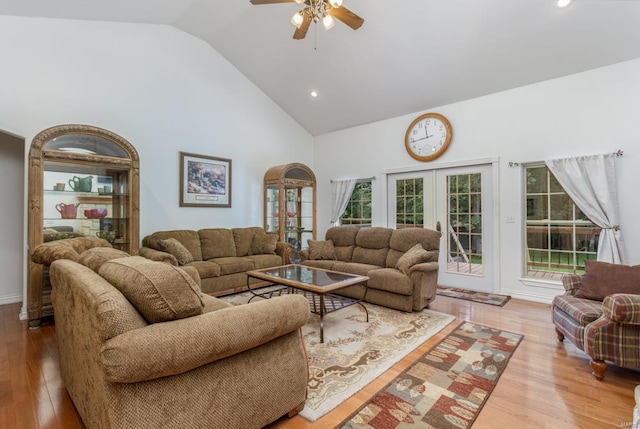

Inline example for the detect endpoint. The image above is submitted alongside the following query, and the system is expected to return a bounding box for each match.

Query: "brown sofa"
[139,227,290,295]
[43,243,310,429]
[301,226,441,312]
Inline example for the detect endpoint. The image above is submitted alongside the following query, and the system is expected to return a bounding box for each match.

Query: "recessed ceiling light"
[310,91,318,98]
[557,0,571,8]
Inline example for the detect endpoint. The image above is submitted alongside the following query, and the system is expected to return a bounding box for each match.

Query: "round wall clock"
[404,112,452,162]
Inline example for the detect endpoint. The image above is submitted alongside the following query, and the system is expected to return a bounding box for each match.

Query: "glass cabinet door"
[28,124,139,327]
[263,163,316,256]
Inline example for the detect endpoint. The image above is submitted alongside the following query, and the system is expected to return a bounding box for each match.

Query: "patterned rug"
[336,322,523,429]
[436,286,511,307]
[220,288,456,421]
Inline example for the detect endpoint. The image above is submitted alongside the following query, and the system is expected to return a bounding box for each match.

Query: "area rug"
[220,288,456,422]
[336,322,523,429]
[436,286,511,307]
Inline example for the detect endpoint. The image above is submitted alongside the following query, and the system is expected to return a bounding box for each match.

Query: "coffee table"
[246,264,369,343]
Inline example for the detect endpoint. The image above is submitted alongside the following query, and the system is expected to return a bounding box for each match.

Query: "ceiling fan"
[250,0,364,40]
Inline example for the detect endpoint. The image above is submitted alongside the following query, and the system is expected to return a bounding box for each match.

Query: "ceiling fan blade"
[250,0,296,4]
[293,13,312,39]
[328,5,364,30]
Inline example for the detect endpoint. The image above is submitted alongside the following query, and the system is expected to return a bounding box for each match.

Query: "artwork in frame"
[179,152,232,207]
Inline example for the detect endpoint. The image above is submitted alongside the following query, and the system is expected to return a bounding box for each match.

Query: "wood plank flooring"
[1,295,638,428]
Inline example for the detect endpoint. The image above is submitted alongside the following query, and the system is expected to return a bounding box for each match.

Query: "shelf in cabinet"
[76,196,113,204]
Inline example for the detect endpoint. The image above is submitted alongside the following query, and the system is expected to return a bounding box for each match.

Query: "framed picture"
[179,152,232,207]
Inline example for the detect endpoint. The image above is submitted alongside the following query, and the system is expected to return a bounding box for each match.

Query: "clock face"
[404,113,452,162]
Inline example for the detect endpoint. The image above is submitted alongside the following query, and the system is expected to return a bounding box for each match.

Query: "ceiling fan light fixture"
[557,0,571,7]
[291,11,304,29]
[329,0,343,7]
[322,14,335,30]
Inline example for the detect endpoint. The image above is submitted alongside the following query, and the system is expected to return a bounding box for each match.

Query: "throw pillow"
[77,247,130,273]
[396,243,433,274]
[575,259,640,301]
[308,239,337,260]
[249,234,278,255]
[157,238,194,266]
[99,256,204,323]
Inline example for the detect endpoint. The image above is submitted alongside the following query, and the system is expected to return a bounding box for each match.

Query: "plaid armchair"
[552,273,640,380]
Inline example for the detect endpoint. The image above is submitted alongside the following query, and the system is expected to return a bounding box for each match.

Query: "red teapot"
[56,202,79,219]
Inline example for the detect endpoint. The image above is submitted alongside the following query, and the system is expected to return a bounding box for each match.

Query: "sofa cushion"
[249,234,278,255]
[575,260,640,301]
[157,238,194,266]
[552,294,603,326]
[302,260,337,270]
[199,229,237,259]
[387,227,441,267]
[188,260,221,278]
[326,226,360,246]
[209,257,254,275]
[367,268,413,295]
[142,230,203,262]
[233,227,266,257]
[395,243,437,275]
[99,256,204,324]
[245,254,283,269]
[332,261,380,277]
[353,247,388,267]
[308,239,337,260]
[77,247,130,272]
[352,227,392,266]
[326,226,359,262]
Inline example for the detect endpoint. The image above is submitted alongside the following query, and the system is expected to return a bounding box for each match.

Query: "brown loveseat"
[139,227,290,295]
[301,226,441,312]
[43,243,310,429]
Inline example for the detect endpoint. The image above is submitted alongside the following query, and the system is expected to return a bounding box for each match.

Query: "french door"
[387,164,495,293]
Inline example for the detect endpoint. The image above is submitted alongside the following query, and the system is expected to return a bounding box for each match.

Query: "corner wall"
[313,58,640,303]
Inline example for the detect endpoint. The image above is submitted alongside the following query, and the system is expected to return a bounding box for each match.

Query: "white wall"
[0,16,313,307]
[0,131,25,305]
[314,58,640,303]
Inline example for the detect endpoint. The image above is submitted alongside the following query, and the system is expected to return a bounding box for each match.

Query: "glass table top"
[256,265,359,287]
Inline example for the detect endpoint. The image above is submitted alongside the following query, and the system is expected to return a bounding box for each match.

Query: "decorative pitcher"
[68,175,93,192]
[55,202,80,219]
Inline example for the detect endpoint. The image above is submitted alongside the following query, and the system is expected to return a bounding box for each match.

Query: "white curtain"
[545,153,626,264]
[329,179,357,226]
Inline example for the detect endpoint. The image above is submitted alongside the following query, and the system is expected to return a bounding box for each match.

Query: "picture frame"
[179,152,232,207]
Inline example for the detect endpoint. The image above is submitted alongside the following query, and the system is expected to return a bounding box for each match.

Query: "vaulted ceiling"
[1,0,640,135]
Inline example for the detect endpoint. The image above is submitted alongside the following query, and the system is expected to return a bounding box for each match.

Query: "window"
[341,181,372,226]
[448,173,483,274]
[395,178,423,229]
[525,165,599,278]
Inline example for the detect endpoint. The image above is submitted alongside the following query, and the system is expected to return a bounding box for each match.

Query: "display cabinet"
[27,124,139,327]
[263,163,316,252]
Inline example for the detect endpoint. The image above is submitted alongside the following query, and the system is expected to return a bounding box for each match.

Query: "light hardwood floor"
[1,296,638,429]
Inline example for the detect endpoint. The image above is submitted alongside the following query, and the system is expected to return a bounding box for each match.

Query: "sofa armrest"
[139,246,178,266]
[603,293,640,324]
[408,261,439,274]
[276,241,292,259]
[561,274,582,295]
[101,294,310,383]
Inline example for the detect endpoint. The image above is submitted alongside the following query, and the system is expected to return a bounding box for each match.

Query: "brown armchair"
[552,260,640,380]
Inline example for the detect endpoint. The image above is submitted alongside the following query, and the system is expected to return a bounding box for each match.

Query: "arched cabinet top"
[263,162,316,185]
[30,124,139,166]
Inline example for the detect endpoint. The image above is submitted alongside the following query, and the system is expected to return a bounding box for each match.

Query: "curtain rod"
[330,176,376,183]
[507,149,624,167]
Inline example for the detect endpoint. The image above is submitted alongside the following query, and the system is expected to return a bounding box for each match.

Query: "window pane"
[340,181,373,226]
[526,167,547,194]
